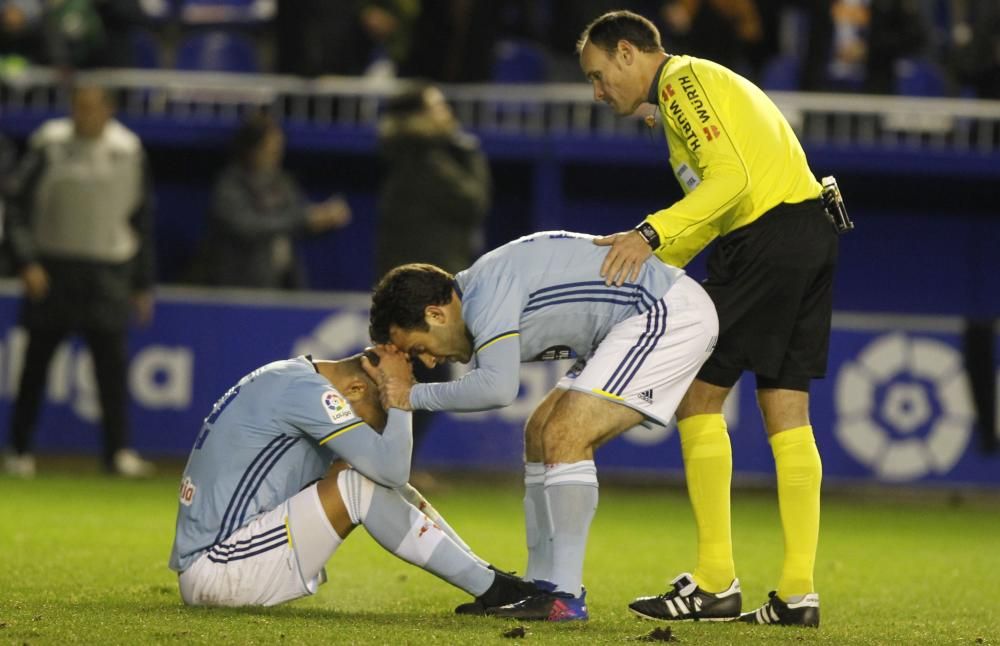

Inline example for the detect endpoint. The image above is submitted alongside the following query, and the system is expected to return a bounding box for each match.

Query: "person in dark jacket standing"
[375,83,491,467]
[375,83,490,280]
[3,85,155,478]
[203,113,351,289]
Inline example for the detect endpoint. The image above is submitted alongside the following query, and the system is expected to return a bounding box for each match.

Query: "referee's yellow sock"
[678,414,735,594]
[771,425,822,600]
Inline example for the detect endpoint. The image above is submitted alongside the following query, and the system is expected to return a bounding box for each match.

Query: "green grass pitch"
[2,468,998,645]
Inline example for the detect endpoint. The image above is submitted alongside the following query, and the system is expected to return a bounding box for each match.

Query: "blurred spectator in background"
[43,0,107,69]
[375,84,489,300]
[0,0,44,69]
[750,0,832,90]
[864,0,932,94]
[2,85,155,478]
[0,132,17,275]
[829,0,869,88]
[275,0,418,77]
[659,0,764,74]
[1,0,149,71]
[401,0,499,82]
[90,0,154,68]
[199,113,350,289]
[947,0,1000,98]
[375,83,490,466]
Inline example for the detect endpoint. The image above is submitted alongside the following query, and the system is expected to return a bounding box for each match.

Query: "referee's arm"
[644,71,750,267]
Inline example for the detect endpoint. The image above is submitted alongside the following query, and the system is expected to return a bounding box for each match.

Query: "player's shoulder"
[315,388,359,428]
[276,358,360,426]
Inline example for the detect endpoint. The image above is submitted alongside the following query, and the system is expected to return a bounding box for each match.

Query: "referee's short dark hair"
[370,263,455,344]
[577,10,664,55]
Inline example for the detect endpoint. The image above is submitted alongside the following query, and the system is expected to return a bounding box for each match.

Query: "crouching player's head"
[321,352,390,431]
[369,263,473,368]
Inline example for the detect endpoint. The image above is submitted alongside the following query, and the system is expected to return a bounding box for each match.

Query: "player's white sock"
[398,483,489,567]
[544,461,598,597]
[524,461,553,582]
[339,468,493,596]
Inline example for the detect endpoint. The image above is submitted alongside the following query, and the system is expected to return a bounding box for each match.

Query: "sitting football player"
[169,346,537,610]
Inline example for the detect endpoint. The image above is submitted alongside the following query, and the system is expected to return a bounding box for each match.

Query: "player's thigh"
[567,275,718,427]
[542,389,646,461]
[179,488,334,607]
[525,386,568,461]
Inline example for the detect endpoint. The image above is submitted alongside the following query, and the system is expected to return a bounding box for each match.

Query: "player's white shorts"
[558,274,718,426]
[178,484,340,607]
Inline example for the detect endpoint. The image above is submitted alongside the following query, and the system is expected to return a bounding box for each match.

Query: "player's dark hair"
[231,111,278,165]
[369,263,455,344]
[577,10,663,55]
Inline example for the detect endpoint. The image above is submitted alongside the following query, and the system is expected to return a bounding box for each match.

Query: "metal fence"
[2,67,999,154]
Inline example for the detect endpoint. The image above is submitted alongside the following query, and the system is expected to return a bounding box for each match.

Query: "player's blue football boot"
[488,587,588,622]
[531,579,557,593]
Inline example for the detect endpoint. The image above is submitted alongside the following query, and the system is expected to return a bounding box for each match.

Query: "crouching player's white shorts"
[558,274,718,425]
[179,484,340,607]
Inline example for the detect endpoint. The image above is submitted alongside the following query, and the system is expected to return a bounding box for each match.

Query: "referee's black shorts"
[696,199,839,392]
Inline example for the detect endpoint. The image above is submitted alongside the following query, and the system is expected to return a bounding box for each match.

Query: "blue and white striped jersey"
[169,356,411,572]
[410,231,686,412]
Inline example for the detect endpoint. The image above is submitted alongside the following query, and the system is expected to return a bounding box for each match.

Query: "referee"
[578,11,838,627]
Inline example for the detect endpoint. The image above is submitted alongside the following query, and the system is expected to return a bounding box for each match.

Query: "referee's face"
[580,40,644,116]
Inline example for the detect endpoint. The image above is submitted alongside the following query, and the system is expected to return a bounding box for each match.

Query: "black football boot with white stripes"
[628,573,742,621]
[739,591,820,627]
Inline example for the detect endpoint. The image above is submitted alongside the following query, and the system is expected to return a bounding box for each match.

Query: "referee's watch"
[634,221,661,250]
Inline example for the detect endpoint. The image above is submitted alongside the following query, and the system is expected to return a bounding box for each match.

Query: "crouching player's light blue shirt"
[410,231,686,412]
[169,356,411,573]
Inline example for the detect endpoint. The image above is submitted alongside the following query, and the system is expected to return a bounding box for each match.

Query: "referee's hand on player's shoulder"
[595,230,652,287]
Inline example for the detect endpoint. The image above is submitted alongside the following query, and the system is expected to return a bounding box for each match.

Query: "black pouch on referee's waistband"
[820,176,854,234]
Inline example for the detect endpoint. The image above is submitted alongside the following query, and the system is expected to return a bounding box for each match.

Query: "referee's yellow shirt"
[644,55,822,267]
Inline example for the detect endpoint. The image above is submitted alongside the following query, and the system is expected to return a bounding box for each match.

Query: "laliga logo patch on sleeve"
[322,390,356,425]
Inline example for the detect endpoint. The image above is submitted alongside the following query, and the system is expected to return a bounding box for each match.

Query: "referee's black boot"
[629,573,742,621]
[739,591,820,627]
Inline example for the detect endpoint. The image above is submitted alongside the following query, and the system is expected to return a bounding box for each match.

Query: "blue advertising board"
[0,282,995,486]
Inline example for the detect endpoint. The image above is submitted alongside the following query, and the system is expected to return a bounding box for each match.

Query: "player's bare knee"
[524,388,565,462]
[524,410,547,461]
[541,419,594,463]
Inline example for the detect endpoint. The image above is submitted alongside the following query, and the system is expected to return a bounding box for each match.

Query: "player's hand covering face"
[362,345,416,412]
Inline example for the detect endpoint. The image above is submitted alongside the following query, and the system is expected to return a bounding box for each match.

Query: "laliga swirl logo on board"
[834,332,974,481]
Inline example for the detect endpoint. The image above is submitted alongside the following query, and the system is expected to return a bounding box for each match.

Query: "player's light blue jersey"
[169,356,412,572]
[410,231,686,412]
